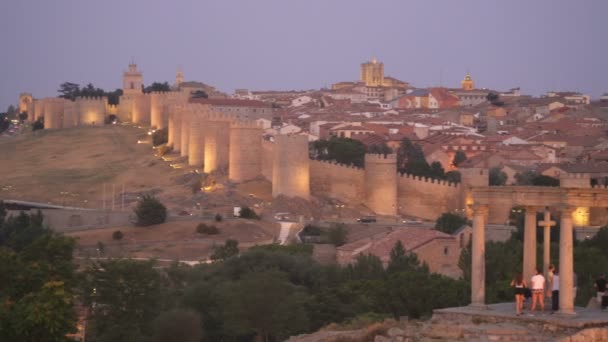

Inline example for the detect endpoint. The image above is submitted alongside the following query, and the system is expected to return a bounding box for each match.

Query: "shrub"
[435,212,468,234]
[238,207,260,220]
[210,239,239,261]
[152,128,168,146]
[112,230,124,240]
[214,213,223,222]
[158,145,172,157]
[134,195,167,226]
[328,223,348,246]
[302,224,322,236]
[196,223,219,235]
[32,118,44,131]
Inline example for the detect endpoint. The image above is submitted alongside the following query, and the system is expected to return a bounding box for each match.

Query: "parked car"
[357,216,377,223]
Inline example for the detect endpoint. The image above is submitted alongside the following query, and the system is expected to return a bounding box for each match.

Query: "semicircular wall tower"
[272,134,310,199]
[364,153,397,216]
[229,120,263,182]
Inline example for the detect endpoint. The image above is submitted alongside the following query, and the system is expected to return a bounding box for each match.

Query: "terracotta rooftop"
[189,98,271,108]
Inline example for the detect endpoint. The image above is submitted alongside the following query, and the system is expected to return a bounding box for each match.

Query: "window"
[444,247,449,255]
[130,82,134,89]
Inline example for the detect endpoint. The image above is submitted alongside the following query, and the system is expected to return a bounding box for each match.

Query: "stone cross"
[538,210,556,277]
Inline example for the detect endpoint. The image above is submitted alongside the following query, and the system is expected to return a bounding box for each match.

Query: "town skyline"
[2,0,607,110]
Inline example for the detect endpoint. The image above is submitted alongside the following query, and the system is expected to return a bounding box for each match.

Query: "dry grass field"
[68,219,280,261]
[0,125,190,211]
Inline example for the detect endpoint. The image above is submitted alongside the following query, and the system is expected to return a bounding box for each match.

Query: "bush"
[302,224,322,236]
[328,223,348,246]
[214,213,223,222]
[238,207,259,220]
[152,128,168,146]
[112,230,124,240]
[196,223,219,235]
[435,212,468,234]
[157,145,172,157]
[134,195,167,226]
[210,239,239,261]
[32,118,44,131]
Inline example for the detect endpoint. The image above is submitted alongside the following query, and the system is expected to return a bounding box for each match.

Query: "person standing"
[511,273,527,316]
[530,268,546,313]
[595,274,607,310]
[547,264,555,299]
[551,269,559,313]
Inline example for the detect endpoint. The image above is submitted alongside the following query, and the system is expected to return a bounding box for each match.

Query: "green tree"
[367,143,392,155]
[532,174,560,187]
[396,137,430,176]
[489,167,508,186]
[309,136,366,167]
[445,171,461,183]
[32,118,44,131]
[134,195,167,226]
[387,240,428,274]
[151,309,203,342]
[144,82,171,93]
[452,150,467,167]
[82,259,161,342]
[57,82,81,100]
[429,161,445,179]
[210,239,239,261]
[219,270,310,341]
[435,212,468,234]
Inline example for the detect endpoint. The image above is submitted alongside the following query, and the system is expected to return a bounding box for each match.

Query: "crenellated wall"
[397,173,461,220]
[76,96,106,126]
[310,160,365,203]
[43,98,66,129]
[63,101,78,128]
[261,140,274,181]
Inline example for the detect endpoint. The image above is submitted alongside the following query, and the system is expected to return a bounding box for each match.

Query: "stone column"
[559,206,576,315]
[538,210,556,277]
[523,206,538,283]
[470,204,488,308]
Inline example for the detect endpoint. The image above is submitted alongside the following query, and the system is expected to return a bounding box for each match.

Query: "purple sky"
[1,0,607,110]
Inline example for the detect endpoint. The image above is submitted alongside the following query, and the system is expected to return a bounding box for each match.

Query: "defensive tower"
[123,62,143,95]
[229,120,263,182]
[272,134,310,199]
[364,153,397,216]
[203,113,233,173]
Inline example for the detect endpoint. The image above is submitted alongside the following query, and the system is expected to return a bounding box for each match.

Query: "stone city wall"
[397,173,461,221]
[310,160,365,203]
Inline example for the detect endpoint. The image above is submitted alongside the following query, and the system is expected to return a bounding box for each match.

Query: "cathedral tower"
[461,73,475,91]
[360,57,385,87]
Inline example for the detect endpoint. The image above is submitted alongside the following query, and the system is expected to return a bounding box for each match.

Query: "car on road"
[357,216,377,223]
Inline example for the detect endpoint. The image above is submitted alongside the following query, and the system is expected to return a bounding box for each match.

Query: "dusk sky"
[1,0,607,110]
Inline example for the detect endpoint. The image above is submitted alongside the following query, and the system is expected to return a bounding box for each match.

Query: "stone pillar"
[523,206,538,283]
[538,210,556,277]
[470,204,488,308]
[559,206,576,315]
[180,112,190,158]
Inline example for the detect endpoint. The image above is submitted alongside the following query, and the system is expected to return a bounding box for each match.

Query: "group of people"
[510,265,589,316]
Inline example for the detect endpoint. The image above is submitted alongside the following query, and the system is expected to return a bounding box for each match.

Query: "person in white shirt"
[530,268,546,313]
[551,269,559,313]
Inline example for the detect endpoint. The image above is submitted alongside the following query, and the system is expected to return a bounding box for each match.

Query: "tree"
[309,136,366,167]
[532,174,560,187]
[429,161,445,179]
[515,171,559,187]
[387,240,427,274]
[144,82,171,93]
[151,309,202,342]
[57,82,80,100]
[238,207,260,220]
[0,210,78,342]
[445,171,461,183]
[82,259,161,342]
[211,239,239,261]
[396,137,430,176]
[489,167,508,186]
[367,143,392,155]
[435,212,468,234]
[106,89,123,105]
[452,150,467,167]
[134,195,167,226]
[191,90,208,99]
[219,270,310,341]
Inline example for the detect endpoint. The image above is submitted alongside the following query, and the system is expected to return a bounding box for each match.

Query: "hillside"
[0,125,188,210]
